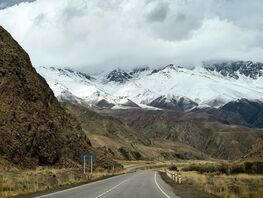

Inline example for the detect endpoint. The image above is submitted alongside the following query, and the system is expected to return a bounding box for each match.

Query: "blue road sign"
[80,154,96,163]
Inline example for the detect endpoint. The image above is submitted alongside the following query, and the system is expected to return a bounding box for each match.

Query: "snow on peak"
[35,62,263,111]
[203,61,263,79]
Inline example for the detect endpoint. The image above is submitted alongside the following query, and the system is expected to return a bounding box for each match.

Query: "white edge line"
[95,178,129,198]
[154,172,170,198]
[36,173,131,198]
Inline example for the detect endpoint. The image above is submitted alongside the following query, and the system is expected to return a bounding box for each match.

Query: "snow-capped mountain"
[36,61,263,111]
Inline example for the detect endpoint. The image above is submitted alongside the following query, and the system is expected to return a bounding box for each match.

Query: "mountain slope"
[221,99,263,128]
[63,103,209,160]
[242,138,263,160]
[130,111,263,160]
[0,26,92,167]
[62,102,150,160]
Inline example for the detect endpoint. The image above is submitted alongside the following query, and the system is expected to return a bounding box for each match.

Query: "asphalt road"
[36,171,179,198]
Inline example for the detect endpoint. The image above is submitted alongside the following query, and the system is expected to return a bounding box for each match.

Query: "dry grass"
[0,166,125,198]
[163,160,263,198]
[117,160,172,171]
[182,161,263,174]
[182,171,263,198]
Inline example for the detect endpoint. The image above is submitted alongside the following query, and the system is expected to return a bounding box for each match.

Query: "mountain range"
[36,61,263,128]
[36,61,263,111]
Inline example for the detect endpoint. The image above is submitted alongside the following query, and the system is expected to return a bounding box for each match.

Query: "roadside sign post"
[91,156,93,174]
[81,154,96,175]
[83,155,86,174]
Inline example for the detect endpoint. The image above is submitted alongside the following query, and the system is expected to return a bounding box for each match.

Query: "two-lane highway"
[37,171,179,198]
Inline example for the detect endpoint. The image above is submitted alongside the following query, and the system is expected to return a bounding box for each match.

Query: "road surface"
[36,171,179,198]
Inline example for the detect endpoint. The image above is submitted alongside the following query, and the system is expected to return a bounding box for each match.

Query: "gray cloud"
[214,0,263,31]
[146,0,170,22]
[0,0,263,73]
[0,0,35,9]
[144,0,213,41]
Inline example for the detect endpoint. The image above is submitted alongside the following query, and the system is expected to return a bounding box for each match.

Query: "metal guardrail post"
[178,174,182,184]
[166,170,182,184]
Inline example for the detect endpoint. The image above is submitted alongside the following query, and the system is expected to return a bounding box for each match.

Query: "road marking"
[36,173,131,198]
[94,178,129,198]
[154,172,170,198]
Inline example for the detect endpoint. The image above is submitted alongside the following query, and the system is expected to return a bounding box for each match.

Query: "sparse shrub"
[182,161,263,175]
[168,165,177,171]
[244,161,263,174]
[232,163,245,174]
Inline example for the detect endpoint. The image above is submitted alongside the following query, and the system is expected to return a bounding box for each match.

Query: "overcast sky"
[0,0,263,73]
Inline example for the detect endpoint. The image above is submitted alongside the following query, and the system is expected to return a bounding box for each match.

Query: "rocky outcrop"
[148,96,198,111]
[204,61,263,79]
[106,69,132,83]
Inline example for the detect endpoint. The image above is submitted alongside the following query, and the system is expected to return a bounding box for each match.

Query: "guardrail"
[165,170,182,184]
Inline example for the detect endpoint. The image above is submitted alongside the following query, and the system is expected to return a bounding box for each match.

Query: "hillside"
[0,26,92,167]
[63,103,208,160]
[242,138,263,161]
[129,111,263,160]
[63,103,150,160]
[63,102,263,160]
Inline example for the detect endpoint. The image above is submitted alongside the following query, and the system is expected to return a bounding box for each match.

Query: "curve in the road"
[154,172,170,198]
[36,171,178,198]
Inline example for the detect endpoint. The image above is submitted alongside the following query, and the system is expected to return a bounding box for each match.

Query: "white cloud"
[0,0,263,73]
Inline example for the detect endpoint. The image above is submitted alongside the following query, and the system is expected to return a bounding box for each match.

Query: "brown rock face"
[0,26,91,166]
